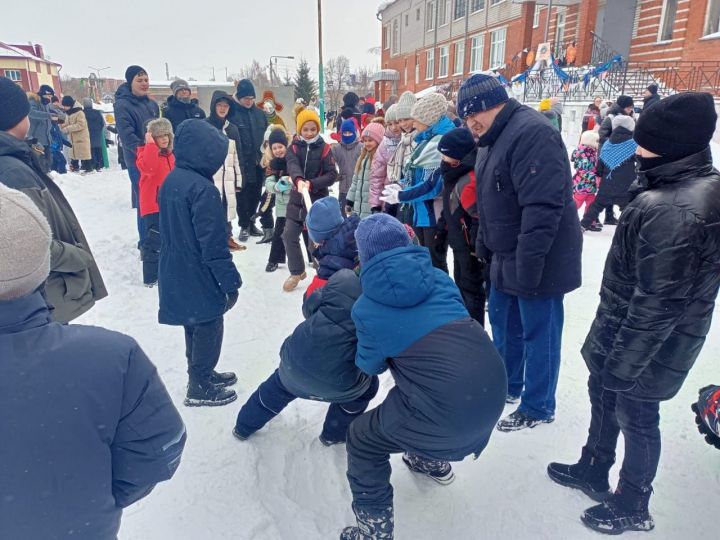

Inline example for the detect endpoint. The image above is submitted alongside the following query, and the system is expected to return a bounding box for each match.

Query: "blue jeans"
[488,285,564,419]
[584,373,660,495]
[234,369,379,441]
[126,161,145,246]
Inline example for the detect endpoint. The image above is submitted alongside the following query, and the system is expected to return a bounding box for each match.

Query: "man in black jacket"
[228,79,269,242]
[548,92,720,535]
[83,98,106,171]
[458,74,582,432]
[162,78,206,132]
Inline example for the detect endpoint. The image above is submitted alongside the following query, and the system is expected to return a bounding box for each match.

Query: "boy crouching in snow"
[233,197,377,445]
[340,213,507,540]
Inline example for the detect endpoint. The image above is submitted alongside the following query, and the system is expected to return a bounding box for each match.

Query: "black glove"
[601,369,636,392]
[433,226,448,257]
[225,291,239,313]
[692,385,720,450]
[344,204,354,216]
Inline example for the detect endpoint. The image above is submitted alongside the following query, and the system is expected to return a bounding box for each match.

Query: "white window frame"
[4,70,21,82]
[454,0,467,21]
[392,18,400,56]
[470,34,485,72]
[439,0,450,26]
[555,11,566,46]
[489,27,507,70]
[438,45,449,78]
[426,1,436,32]
[471,0,484,14]
[426,49,435,80]
[704,0,720,36]
[415,59,420,84]
[490,0,505,6]
[454,41,466,75]
[658,0,678,43]
[533,5,541,28]
[383,26,390,50]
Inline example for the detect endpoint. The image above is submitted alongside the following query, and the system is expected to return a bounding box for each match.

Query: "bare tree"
[324,56,351,113]
[234,60,271,90]
[282,69,293,87]
[351,66,375,98]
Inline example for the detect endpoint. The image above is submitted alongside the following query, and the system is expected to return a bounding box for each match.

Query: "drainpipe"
[433,0,439,86]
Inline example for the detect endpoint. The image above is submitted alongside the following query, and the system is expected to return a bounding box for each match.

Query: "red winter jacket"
[136,143,175,216]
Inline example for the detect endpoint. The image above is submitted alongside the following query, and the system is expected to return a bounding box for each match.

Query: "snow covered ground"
[55,145,720,540]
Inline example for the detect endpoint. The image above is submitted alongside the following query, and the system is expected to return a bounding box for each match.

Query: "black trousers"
[91,147,104,170]
[415,226,449,273]
[453,250,486,326]
[281,218,313,275]
[70,159,94,173]
[269,217,287,264]
[184,317,224,384]
[583,373,661,495]
[141,213,160,285]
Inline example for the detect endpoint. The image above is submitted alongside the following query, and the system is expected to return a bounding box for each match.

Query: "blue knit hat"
[457,74,509,118]
[306,196,344,242]
[438,128,476,161]
[355,213,412,267]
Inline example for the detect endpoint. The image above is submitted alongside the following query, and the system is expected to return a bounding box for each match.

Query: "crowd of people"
[1,64,720,540]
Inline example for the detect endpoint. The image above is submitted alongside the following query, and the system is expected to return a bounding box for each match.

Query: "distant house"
[0,42,62,93]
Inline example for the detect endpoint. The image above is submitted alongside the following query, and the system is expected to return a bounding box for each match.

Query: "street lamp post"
[317,0,325,127]
[269,56,295,86]
[88,65,110,78]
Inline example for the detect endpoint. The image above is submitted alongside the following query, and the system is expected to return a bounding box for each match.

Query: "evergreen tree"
[294,59,317,103]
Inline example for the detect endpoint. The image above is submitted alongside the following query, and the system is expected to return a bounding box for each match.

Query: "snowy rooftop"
[0,42,59,65]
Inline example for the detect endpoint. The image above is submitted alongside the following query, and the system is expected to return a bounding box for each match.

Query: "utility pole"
[165,62,170,81]
[212,66,216,81]
[317,0,325,127]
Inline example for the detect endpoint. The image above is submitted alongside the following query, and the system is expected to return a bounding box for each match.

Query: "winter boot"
[238,228,250,242]
[228,237,247,252]
[232,427,250,441]
[184,381,237,407]
[340,504,394,540]
[283,271,307,292]
[249,223,263,237]
[256,228,274,244]
[582,221,603,233]
[505,394,520,404]
[265,262,279,273]
[319,434,345,447]
[402,453,455,485]
[496,409,554,432]
[209,370,237,388]
[547,449,613,502]
[581,483,654,535]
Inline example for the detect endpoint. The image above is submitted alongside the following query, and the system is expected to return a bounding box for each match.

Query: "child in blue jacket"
[233,197,376,445]
[340,213,507,540]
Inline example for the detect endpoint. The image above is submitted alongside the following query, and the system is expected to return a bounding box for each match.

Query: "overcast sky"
[2,0,384,81]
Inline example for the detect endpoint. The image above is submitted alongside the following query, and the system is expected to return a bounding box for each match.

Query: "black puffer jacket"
[227,101,268,184]
[285,137,338,221]
[162,96,206,132]
[582,148,720,401]
[278,269,372,402]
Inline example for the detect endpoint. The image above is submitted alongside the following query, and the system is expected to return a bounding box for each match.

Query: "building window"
[705,0,720,36]
[658,0,678,42]
[415,59,420,84]
[417,7,421,21]
[392,19,400,55]
[426,1,435,32]
[384,26,390,50]
[439,0,449,26]
[4,70,21,82]
[438,45,449,78]
[426,49,435,79]
[454,0,467,20]
[454,41,466,75]
[471,0,484,13]
[555,11,566,46]
[533,5,541,28]
[490,0,504,5]
[470,34,485,71]
[489,27,506,69]
[405,14,409,26]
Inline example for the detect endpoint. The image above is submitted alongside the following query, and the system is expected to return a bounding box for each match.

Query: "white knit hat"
[0,184,51,300]
[612,114,636,132]
[579,130,599,149]
[411,93,448,127]
[384,104,399,123]
[395,91,417,120]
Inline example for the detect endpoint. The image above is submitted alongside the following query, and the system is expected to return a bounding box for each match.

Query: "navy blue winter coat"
[475,99,582,298]
[314,214,360,280]
[114,83,159,164]
[158,120,242,326]
[352,246,507,460]
[278,269,372,402]
[0,292,186,540]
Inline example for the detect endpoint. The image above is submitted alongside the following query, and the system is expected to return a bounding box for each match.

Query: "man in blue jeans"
[457,73,582,431]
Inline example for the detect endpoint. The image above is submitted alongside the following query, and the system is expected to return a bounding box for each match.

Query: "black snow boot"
[265,262,279,272]
[249,223,263,237]
[184,381,237,407]
[238,228,250,242]
[581,483,654,535]
[340,504,394,540]
[256,228,274,244]
[547,449,613,502]
[209,370,237,387]
[402,453,455,485]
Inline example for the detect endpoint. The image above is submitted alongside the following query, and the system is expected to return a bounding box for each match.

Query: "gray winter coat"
[0,132,108,322]
[28,94,52,147]
[331,140,361,194]
[346,153,373,218]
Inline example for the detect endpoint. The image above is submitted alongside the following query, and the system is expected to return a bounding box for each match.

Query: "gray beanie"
[170,79,191,96]
[82,97,93,108]
[411,93,448,127]
[612,114,635,132]
[395,91,417,120]
[0,184,51,300]
[384,104,399,123]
